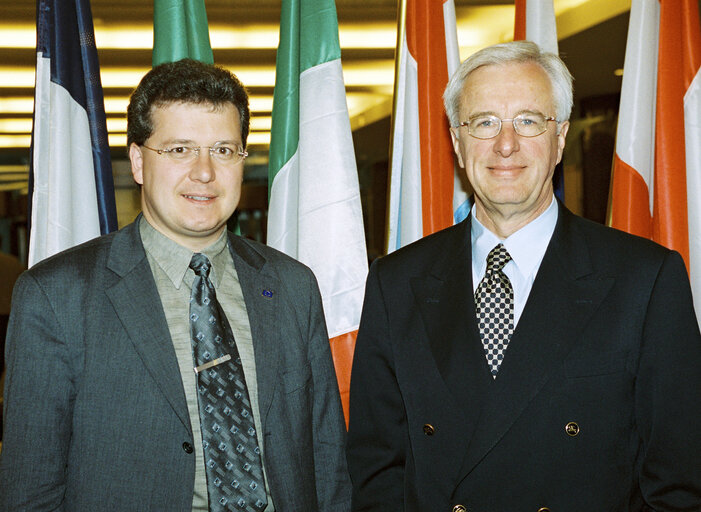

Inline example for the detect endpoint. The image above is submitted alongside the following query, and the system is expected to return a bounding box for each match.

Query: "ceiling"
[0,0,633,167]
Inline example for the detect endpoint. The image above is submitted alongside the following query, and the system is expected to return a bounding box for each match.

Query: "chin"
[485,191,528,205]
[182,220,224,235]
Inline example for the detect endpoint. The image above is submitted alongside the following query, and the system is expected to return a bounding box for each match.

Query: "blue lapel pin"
[262,289,274,299]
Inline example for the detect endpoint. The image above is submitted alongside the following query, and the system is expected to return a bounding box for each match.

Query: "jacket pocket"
[280,363,312,394]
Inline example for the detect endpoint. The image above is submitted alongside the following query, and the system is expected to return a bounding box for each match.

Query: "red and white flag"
[609,0,701,323]
[514,0,558,54]
[386,0,469,253]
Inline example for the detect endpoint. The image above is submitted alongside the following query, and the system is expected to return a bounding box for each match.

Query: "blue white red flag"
[29,0,117,267]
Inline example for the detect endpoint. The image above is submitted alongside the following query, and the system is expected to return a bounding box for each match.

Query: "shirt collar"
[139,216,230,289]
[471,196,558,280]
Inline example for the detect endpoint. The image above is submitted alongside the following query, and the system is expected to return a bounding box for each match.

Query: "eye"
[168,146,191,154]
[472,116,496,128]
[516,114,541,126]
[213,146,235,156]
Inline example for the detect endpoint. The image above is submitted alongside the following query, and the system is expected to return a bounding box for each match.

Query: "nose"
[493,121,520,157]
[188,147,215,183]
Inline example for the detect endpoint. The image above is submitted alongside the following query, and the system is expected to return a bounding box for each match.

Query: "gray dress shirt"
[140,218,275,511]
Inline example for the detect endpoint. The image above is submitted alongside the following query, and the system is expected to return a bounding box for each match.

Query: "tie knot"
[486,243,512,273]
[189,253,211,278]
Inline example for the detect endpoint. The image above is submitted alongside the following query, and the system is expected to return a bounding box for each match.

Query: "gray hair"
[443,40,573,127]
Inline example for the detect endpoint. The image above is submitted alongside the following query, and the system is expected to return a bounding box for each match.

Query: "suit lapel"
[228,234,282,427]
[104,220,191,432]
[411,219,492,432]
[458,205,615,477]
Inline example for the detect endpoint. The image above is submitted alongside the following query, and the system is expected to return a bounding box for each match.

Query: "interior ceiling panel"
[0,0,630,155]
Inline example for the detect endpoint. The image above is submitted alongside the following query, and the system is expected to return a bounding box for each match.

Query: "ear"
[450,127,465,168]
[129,143,145,185]
[555,121,570,164]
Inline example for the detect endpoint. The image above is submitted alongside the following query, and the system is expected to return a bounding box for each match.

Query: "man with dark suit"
[1,59,350,511]
[346,41,701,511]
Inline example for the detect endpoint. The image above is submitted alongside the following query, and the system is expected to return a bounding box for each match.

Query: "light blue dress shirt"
[471,197,558,327]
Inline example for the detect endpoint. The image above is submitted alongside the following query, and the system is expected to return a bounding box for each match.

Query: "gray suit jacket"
[1,219,351,511]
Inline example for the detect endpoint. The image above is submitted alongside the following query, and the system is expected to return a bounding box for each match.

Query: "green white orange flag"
[267,0,368,423]
[152,0,213,66]
[387,0,468,253]
[609,0,701,323]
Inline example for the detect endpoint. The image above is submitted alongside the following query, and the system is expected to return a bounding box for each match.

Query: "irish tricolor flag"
[267,0,368,422]
[609,0,701,323]
[152,0,213,66]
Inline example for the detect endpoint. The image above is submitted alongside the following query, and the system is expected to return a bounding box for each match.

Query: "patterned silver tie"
[189,253,267,511]
[474,244,514,378]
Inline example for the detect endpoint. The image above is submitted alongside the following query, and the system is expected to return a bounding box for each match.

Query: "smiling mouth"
[183,194,214,201]
[488,164,526,171]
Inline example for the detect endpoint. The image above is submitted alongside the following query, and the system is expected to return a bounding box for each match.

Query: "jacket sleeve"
[305,269,352,511]
[636,250,701,509]
[0,272,77,511]
[346,261,407,511]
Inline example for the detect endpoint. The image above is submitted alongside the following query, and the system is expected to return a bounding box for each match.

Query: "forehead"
[459,61,555,116]
[149,101,241,136]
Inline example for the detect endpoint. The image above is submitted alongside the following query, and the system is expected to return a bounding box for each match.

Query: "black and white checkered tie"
[474,244,514,378]
[189,253,267,511]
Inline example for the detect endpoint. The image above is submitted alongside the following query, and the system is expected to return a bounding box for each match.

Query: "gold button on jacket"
[565,421,580,436]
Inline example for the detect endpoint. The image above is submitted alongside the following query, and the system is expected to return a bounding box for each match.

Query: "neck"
[474,197,554,239]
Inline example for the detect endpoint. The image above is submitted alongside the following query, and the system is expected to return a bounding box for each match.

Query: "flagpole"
[385,0,408,255]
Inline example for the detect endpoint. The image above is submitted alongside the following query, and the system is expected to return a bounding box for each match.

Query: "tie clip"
[194,354,231,374]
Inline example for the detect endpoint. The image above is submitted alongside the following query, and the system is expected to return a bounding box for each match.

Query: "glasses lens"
[468,115,501,139]
[513,113,548,137]
[162,145,245,164]
[210,144,243,164]
[164,146,197,161]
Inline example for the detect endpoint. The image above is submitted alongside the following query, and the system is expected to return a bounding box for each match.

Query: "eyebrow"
[210,140,242,146]
[160,139,241,146]
[161,139,196,146]
[468,109,546,119]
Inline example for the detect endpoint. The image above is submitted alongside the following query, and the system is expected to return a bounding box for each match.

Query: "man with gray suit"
[1,59,350,511]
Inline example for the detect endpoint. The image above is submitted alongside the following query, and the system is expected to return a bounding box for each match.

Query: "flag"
[513,0,564,200]
[267,0,369,424]
[386,0,469,253]
[152,0,213,66]
[610,0,701,323]
[29,0,118,267]
[514,0,558,54]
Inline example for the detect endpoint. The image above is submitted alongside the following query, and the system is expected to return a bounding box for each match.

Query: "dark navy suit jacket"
[347,203,701,511]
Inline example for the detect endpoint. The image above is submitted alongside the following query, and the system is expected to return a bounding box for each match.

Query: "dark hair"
[127,59,250,148]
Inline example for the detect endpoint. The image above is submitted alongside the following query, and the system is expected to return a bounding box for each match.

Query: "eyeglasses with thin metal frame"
[141,143,248,165]
[457,112,557,139]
